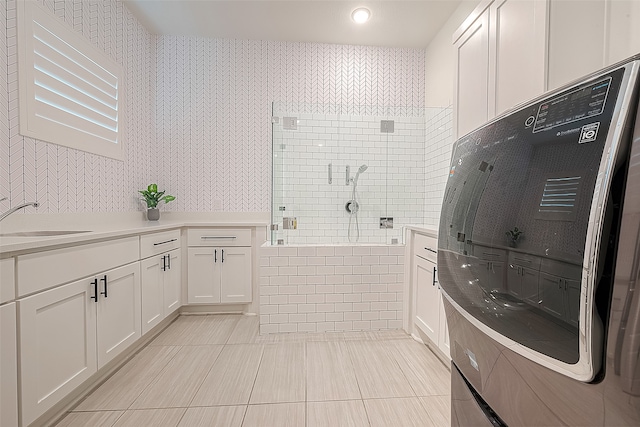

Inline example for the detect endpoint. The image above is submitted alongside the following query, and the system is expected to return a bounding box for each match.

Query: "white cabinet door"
[19,279,97,426]
[140,256,164,334]
[547,0,606,91]
[0,303,18,427]
[164,249,181,315]
[188,247,221,304]
[438,292,451,359]
[96,263,141,369]
[220,247,252,303]
[488,0,547,116]
[414,256,440,345]
[454,6,490,138]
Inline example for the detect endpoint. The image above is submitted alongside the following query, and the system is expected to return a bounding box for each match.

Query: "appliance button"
[525,116,535,127]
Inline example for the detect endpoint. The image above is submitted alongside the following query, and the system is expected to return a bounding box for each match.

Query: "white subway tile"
[316,247,335,256]
[369,265,387,274]
[270,257,289,267]
[334,246,353,256]
[371,284,388,293]
[371,320,388,329]
[325,294,344,303]
[362,293,380,302]
[344,275,362,284]
[362,275,380,284]
[270,314,289,324]
[353,321,371,330]
[343,256,362,266]
[388,320,403,329]
[353,284,370,293]
[279,266,298,276]
[325,256,344,266]
[289,276,308,285]
[326,312,344,322]
[334,266,353,275]
[335,303,353,312]
[371,302,388,311]
[279,285,298,295]
[278,247,298,256]
[335,284,354,293]
[259,257,270,267]
[353,265,371,274]
[289,257,308,266]
[260,266,278,276]
[297,266,317,275]
[307,257,326,266]
[307,313,326,323]
[279,304,299,314]
[353,302,371,311]
[362,256,380,265]
[298,304,317,313]
[370,247,389,256]
[279,323,298,333]
[307,275,326,285]
[380,293,396,301]
[362,312,380,321]
[270,295,288,305]
[352,247,371,255]
[316,265,335,275]
[298,247,317,256]
[307,294,326,304]
[298,323,317,332]
[298,285,316,294]
[316,303,335,312]
[270,275,289,285]
[317,322,336,332]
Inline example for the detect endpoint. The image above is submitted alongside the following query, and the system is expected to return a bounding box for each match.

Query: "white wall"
[154,39,426,213]
[0,0,154,213]
[424,1,481,108]
[423,1,479,229]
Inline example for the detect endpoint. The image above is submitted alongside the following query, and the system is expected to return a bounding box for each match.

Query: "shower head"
[358,164,368,174]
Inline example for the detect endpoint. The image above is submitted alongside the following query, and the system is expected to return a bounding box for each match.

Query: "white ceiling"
[123,0,462,49]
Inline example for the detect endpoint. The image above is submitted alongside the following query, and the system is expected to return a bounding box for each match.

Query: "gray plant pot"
[147,208,160,221]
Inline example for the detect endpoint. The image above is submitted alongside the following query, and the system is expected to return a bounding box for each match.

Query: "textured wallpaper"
[155,38,426,212]
[0,0,153,213]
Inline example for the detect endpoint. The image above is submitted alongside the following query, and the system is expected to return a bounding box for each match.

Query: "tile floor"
[56,315,451,427]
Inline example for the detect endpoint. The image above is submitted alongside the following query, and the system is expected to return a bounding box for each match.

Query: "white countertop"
[0,211,270,254]
[405,225,438,238]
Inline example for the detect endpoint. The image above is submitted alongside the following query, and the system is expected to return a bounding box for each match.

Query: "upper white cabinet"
[454,0,640,139]
[488,0,547,116]
[187,228,252,304]
[453,5,490,138]
[454,0,547,138]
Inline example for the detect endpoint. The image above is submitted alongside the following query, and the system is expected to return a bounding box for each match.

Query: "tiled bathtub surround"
[272,107,425,245]
[260,244,404,334]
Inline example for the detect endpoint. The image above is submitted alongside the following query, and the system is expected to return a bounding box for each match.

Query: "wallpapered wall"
[154,37,426,212]
[1,0,428,215]
[0,0,154,213]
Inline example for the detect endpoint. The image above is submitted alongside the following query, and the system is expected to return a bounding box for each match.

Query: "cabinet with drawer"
[187,228,252,304]
[19,260,140,426]
[139,230,182,334]
[409,229,450,361]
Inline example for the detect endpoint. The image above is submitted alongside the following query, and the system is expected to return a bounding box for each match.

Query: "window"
[17,1,124,160]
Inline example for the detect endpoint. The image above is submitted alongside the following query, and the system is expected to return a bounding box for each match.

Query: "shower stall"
[271,102,426,245]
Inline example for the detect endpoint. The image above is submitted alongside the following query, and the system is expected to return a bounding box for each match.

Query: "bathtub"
[259,243,405,334]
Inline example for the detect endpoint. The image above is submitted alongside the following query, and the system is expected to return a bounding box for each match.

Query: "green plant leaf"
[148,183,157,193]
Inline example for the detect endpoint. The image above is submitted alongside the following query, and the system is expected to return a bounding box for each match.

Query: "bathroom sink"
[0,230,92,237]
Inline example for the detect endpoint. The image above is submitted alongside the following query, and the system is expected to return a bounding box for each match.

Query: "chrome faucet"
[0,201,39,222]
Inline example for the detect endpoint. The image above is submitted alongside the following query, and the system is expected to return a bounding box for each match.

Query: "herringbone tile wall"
[1,1,428,215]
[1,0,153,213]
[155,38,426,213]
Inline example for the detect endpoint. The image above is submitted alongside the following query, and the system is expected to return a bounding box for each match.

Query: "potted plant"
[139,184,175,221]
[505,227,523,248]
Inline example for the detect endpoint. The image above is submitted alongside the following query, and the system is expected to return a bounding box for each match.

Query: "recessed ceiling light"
[351,8,371,24]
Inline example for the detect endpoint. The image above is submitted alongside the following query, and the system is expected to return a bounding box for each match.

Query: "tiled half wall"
[259,244,404,334]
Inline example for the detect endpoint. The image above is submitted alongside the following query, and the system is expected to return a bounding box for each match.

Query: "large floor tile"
[420,395,451,426]
[250,343,305,404]
[200,314,242,344]
[227,315,260,344]
[150,315,239,346]
[306,341,361,401]
[178,406,246,427]
[307,400,369,427]
[76,346,180,411]
[112,408,186,427]
[191,344,264,406]
[55,411,123,427]
[386,339,451,396]
[347,341,415,399]
[131,345,223,409]
[242,403,305,427]
[364,397,437,427]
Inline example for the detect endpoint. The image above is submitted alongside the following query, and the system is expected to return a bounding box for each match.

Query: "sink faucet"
[0,201,39,222]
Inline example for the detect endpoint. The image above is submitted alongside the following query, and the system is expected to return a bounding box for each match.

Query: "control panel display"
[533,77,612,133]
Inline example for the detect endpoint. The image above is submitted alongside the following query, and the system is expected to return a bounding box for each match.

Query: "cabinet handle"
[222,249,225,263]
[425,247,437,254]
[432,266,437,286]
[167,254,171,270]
[91,278,99,302]
[482,252,501,258]
[100,275,108,298]
[559,278,563,290]
[162,254,167,271]
[153,238,177,246]
[201,236,236,239]
[214,249,217,263]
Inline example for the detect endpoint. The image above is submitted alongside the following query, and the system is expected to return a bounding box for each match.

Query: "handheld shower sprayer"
[347,164,368,242]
